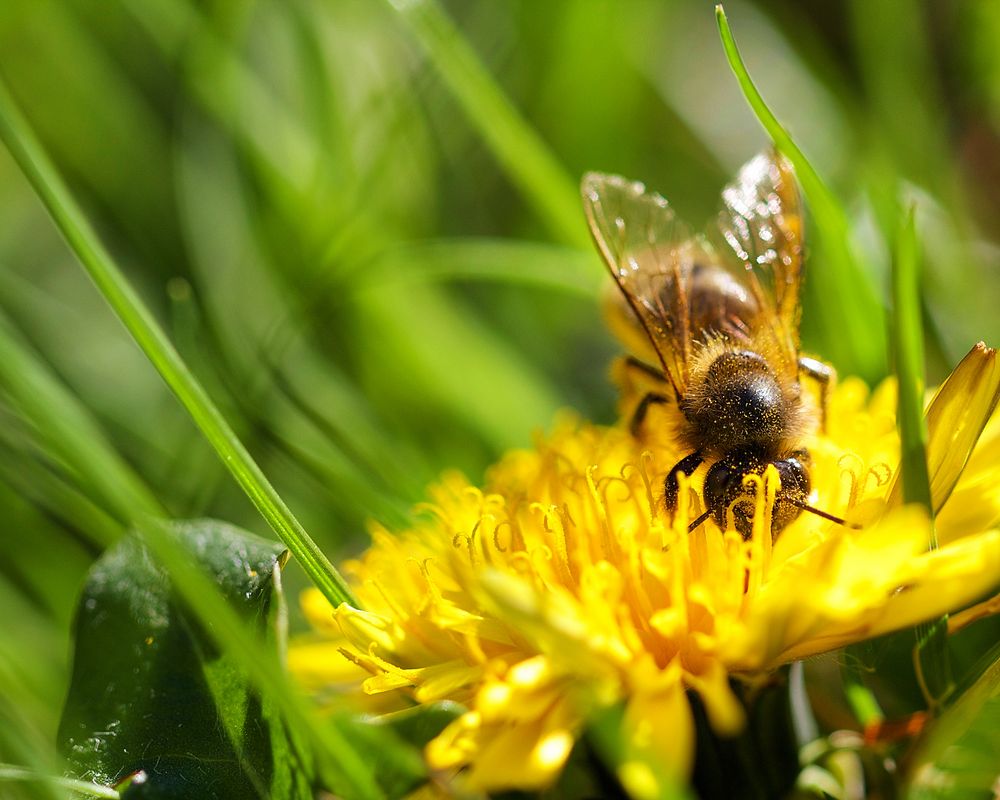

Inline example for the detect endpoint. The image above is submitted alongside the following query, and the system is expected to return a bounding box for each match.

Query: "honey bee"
[582,151,845,538]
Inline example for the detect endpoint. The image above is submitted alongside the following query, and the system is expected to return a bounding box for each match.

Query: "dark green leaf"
[58,519,311,800]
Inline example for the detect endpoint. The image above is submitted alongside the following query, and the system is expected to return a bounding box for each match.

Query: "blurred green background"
[1,0,999,789]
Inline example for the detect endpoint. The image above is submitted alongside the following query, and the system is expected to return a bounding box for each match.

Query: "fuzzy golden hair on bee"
[678,335,813,458]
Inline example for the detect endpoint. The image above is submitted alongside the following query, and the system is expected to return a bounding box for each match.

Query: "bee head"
[702,449,810,539]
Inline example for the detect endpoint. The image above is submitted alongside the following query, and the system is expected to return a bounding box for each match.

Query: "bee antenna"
[788,498,860,529]
[685,503,859,533]
[686,509,713,532]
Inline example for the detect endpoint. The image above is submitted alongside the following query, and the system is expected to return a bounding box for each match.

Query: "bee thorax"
[682,350,787,454]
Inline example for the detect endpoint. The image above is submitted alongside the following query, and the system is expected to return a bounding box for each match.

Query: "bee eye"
[704,460,745,510]
[704,458,758,537]
[774,458,810,499]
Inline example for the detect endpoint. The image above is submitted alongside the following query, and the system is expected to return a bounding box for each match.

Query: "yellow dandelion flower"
[293,344,1000,795]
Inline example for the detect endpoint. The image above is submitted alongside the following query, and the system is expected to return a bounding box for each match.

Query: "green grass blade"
[131,0,560,468]
[892,206,933,515]
[891,204,952,706]
[715,4,885,381]
[0,766,118,799]
[0,77,356,610]
[384,0,588,248]
[357,239,600,296]
[0,438,123,550]
[0,312,157,534]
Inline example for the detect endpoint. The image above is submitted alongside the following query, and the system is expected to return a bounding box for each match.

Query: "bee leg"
[664,451,704,514]
[620,357,673,436]
[798,356,834,432]
[622,355,668,383]
[630,392,670,436]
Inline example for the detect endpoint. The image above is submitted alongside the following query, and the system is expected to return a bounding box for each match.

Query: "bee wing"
[715,150,803,372]
[581,172,696,397]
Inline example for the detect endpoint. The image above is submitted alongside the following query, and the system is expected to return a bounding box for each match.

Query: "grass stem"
[891,204,953,706]
[716,4,885,381]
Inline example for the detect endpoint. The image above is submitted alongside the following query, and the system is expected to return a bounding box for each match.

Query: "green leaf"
[904,654,1000,799]
[58,519,311,800]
